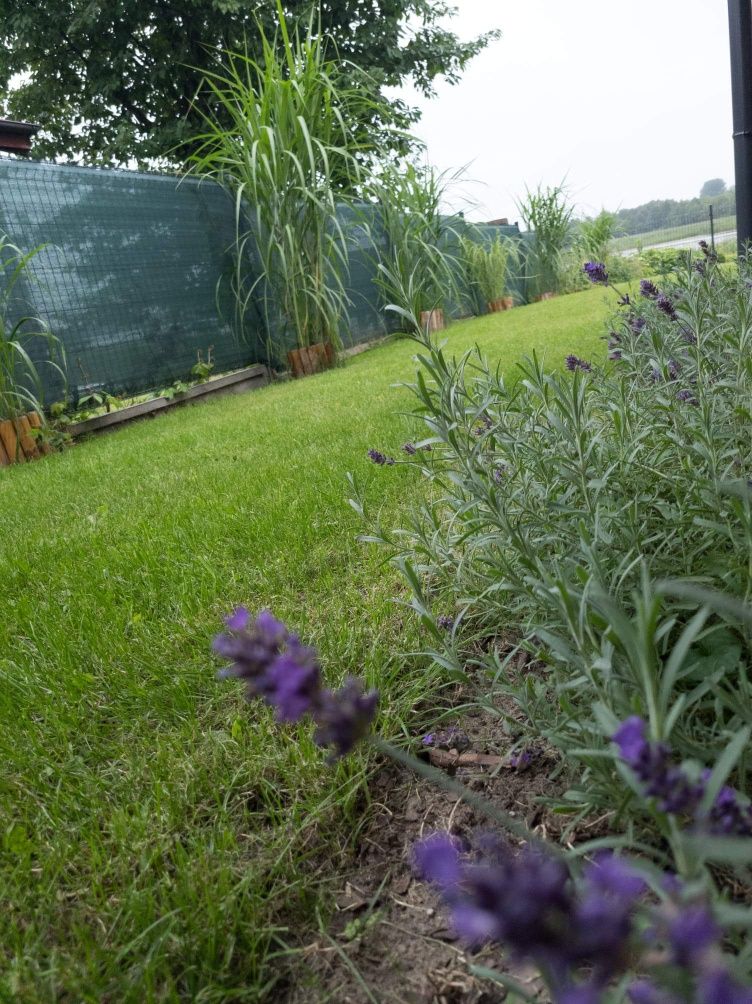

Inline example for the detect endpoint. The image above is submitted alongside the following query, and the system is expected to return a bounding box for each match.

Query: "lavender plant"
[351,247,752,863]
[214,611,752,1002]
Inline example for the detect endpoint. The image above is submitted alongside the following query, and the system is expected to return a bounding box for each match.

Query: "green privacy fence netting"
[0,159,522,403]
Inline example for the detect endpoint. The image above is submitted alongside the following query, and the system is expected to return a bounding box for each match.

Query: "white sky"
[392,0,735,222]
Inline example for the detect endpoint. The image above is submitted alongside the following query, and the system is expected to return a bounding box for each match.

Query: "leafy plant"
[189,3,383,361]
[576,208,619,264]
[460,233,518,307]
[365,162,466,333]
[0,233,65,423]
[517,182,574,298]
[191,346,214,383]
[77,389,121,413]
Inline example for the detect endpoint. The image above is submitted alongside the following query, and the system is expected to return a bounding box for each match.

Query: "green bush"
[372,255,752,869]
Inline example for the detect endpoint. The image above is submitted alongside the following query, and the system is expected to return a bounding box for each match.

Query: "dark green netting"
[0,160,267,403]
[0,159,525,404]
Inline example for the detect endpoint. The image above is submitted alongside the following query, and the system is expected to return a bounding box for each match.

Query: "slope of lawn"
[0,288,609,1002]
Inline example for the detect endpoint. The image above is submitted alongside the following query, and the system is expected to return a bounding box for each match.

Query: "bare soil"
[285,702,579,1004]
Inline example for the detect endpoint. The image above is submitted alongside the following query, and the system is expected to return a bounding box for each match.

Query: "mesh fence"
[0,159,271,403]
[612,203,736,257]
[0,159,524,403]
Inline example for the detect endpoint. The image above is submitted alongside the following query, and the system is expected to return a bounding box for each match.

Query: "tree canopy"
[700,178,727,198]
[0,1,499,168]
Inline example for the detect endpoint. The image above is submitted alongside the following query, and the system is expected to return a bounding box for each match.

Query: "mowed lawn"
[0,289,609,1003]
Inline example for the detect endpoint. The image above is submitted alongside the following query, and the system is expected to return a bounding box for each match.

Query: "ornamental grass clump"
[460,233,518,309]
[189,2,382,361]
[364,163,466,336]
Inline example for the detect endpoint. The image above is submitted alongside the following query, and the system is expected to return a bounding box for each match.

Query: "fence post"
[709,205,716,252]
[728,0,752,254]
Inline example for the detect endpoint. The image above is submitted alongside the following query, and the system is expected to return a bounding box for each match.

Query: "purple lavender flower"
[656,295,678,320]
[612,717,703,816]
[668,906,720,966]
[473,412,493,436]
[630,316,647,335]
[694,259,707,276]
[313,678,379,758]
[415,836,644,994]
[640,279,660,299]
[676,389,698,405]
[262,644,321,723]
[565,355,592,372]
[609,350,623,361]
[681,329,697,344]
[618,293,631,307]
[613,717,752,835]
[699,970,752,1003]
[583,261,608,285]
[414,833,463,891]
[493,465,508,484]
[215,611,378,758]
[509,747,539,770]
[667,359,680,380]
[437,614,454,630]
[368,448,395,466]
[402,442,417,455]
[697,240,717,263]
[707,785,752,837]
[423,726,470,750]
[213,609,290,695]
[650,366,661,383]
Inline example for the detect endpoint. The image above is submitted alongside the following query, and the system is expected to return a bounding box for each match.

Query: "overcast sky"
[392,0,735,222]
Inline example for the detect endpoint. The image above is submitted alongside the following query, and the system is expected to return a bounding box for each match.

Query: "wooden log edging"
[0,411,47,466]
[67,363,270,438]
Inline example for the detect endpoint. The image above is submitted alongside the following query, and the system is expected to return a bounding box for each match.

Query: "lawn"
[0,289,609,1002]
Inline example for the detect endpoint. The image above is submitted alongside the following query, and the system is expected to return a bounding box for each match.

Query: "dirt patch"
[285,703,574,1004]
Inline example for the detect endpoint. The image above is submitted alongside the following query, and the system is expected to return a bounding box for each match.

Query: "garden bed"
[66,363,269,437]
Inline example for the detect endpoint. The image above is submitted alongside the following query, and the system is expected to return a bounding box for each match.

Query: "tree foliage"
[700,177,727,198]
[0,1,499,168]
[614,188,736,236]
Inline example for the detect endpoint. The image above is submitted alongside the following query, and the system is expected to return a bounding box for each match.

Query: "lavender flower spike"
[313,678,379,759]
[565,355,592,372]
[367,448,395,466]
[583,261,608,284]
[640,279,660,299]
[656,295,678,320]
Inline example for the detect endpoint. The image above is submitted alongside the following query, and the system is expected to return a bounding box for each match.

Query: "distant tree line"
[614,187,736,236]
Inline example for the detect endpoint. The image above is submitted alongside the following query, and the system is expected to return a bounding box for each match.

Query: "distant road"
[621,229,737,257]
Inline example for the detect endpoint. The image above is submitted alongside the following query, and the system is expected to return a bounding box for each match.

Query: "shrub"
[364,249,752,865]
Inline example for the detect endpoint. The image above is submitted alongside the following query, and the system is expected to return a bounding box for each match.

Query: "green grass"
[612,214,736,252]
[0,289,609,1003]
